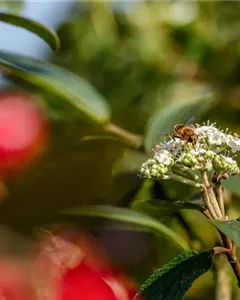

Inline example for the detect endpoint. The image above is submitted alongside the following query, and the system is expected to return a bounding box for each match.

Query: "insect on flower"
[172,116,198,145]
[159,116,197,145]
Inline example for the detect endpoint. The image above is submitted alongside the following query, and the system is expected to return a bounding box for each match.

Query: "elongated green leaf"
[135,250,212,300]
[0,12,60,50]
[0,50,110,124]
[57,205,189,250]
[144,92,215,152]
[210,219,240,246]
[132,199,205,219]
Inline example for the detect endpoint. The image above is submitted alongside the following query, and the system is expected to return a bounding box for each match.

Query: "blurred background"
[1,1,240,299]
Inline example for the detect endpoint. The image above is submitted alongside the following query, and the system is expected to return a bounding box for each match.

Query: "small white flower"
[190,149,201,156]
[198,148,206,154]
[224,156,235,164]
[161,141,173,151]
[195,125,218,138]
[207,125,219,133]
[160,139,184,156]
[154,150,172,166]
[208,131,225,146]
[171,140,184,156]
[228,137,240,153]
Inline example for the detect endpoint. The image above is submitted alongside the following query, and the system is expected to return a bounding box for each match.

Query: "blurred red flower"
[36,230,137,300]
[61,260,118,300]
[0,260,34,300]
[0,89,136,300]
[0,91,48,177]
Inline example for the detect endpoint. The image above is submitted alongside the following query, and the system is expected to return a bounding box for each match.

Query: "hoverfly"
[160,116,197,145]
[173,116,197,145]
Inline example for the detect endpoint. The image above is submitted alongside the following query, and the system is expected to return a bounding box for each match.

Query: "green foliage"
[0,50,111,124]
[223,176,240,198]
[110,149,146,204]
[56,205,189,250]
[0,12,60,50]
[1,138,123,226]
[1,1,240,299]
[210,219,240,246]
[132,199,205,220]
[136,250,212,300]
[144,90,215,152]
[0,1,24,13]
[53,2,240,134]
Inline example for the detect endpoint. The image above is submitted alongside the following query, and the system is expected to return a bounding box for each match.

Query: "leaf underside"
[136,250,212,300]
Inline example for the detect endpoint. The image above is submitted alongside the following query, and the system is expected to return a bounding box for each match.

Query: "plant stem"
[202,208,213,219]
[202,171,223,219]
[170,173,202,188]
[202,185,219,219]
[172,166,194,181]
[219,232,240,287]
[173,164,201,182]
[215,182,225,218]
[182,166,201,182]
[226,244,240,288]
[104,122,143,149]
[213,255,231,300]
[201,173,240,287]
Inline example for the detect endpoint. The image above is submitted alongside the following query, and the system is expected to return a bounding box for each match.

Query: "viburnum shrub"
[137,121,240,299]
[1,5,240,300]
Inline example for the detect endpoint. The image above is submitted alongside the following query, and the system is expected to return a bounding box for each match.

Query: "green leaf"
[79,138,145,206]
[110,150,147,205]
[210,219,240,246]
[56,205,189,250]
[0,12,60,50]
[132,199,205,219]
[0,50,111,124]
[144,91,215,152]
[0,1,24,13]
[1,138,123,227]
[223,176,240,197]
[135,250,212,300]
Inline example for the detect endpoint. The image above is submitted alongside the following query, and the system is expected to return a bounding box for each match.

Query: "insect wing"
[186,116,196,126]
[159,131,171,136]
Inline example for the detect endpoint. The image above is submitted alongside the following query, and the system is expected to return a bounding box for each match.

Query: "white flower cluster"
[195,124,240,153]
[140,150,173,180]
[141,123,240,180]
